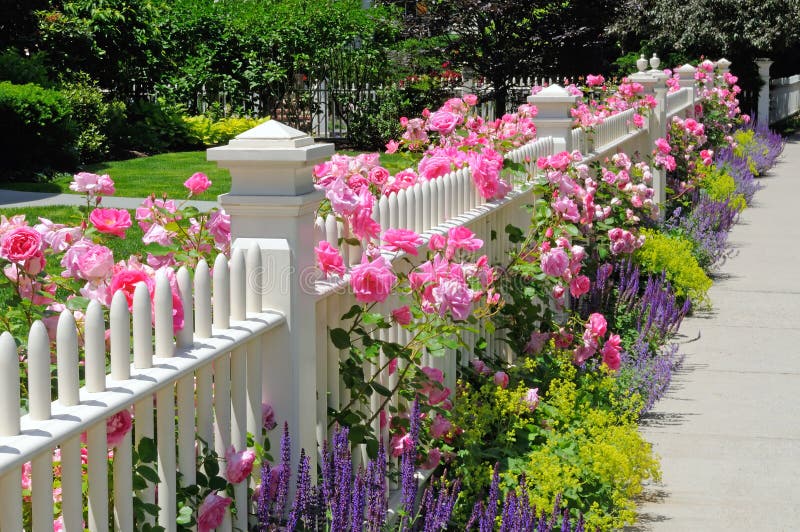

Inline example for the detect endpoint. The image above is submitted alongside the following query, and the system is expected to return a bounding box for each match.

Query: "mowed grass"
[1,151,230,199]
[1,149,418,200]
[0,206,146,260]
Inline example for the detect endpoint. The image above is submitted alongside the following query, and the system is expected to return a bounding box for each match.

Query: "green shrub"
[112,99,194,154]
[0,49,52,87]
[183,115,269,147]
[0,81,78,175]
[634,228,712,304]
[59,77,126,163]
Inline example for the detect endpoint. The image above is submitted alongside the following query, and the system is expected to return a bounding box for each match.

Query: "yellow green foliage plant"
[634,228,712,304]
[697,162,747,212]
[449,355,660,530]
[184,115,269,147]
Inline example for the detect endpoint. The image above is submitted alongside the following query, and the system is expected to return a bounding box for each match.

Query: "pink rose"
[315,241,345,277]
[428,233,446,252]
[109,267,154,310]
[428,110,461,135]
[569,275,591,298]
[70,172,115,196]
[524,331,550,355]
[382,229,423,255]
[385,140,400,154]
[586,74,605,87]
[421,448,442,470]
[225,446,256,484]
[524,388,539,411]
[207,210,231,249]
[427,386,451,405]
[573,345,595,364]
[0,226,42,262]
[418,155,453,181]
[197,492,232,532]
[447,226,483,254]
[422,366,444,384]
[325,177,359,215]
[106,409,132,447]
[89,208,131,238]
[601,334,622,371]
[22,251,45,276]
[391,305,412,325]
[430,414,452,439]
[587,313,607,338]
[471,358,491,375]
[368,166,390,187]
[463,94,478,106]
[540,248,569,277]
[349,254,396,303]
[184,172,212,196]
[494,371,509,389]
[432,278,472,320]
[262,403,277,430]
[654,137,672,155]
[142,224,175,247]
[390,432,411,458]
[76,244,114,281]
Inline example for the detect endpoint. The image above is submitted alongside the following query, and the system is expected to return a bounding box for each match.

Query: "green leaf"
[182,206,200,218]
[348,424,366,444]
[564,224,580,237]
[330,328,351,349]
[366,437,379,459]
[176,505,193,525]
[138,437,157,463]
[371,382,392,397]
[505,224,524,243]
[137,465,160,483]
[209,475,228,491]
[341,304,362,320]
[66,297,90,312]
[204,458,220,478]
[361,312,385,325]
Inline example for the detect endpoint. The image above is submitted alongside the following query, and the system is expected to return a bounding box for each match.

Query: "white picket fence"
[770,75,800,124]
[0,62,713,531]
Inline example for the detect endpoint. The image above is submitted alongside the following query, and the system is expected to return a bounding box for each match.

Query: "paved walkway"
[0,189,217,211]
[633,135,800,530]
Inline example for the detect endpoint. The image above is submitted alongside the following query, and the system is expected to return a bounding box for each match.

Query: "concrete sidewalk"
[632,136,800,530]
[0,189,217,211]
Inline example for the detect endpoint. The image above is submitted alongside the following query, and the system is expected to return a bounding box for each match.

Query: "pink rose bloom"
[428,233,446,251]
[391,305,412,325]
[654,137,672,155]
[587,313,607,338]
[463,93,478,106]
[109,267,154,310]
[430,414,452,439]
[207,209,231,249]
[573,345,595,364]
[382,229,423,255]
[349,254,396,303]
[432,278,472,320]
[385,140,400,154]
[447,226,483,253]
[197,492,232,532]
[418,155,453,181]
[633,113,645,128]
[428,386,451,405]
[106,409,133,447]
[524,331,550,355]
[76,244,114,281]
[368,166,390,187]
[421,448,442,470]
[225,446,256,483]
[468,150,505,199]
[493,371,509,389]
[390,432,411,457]
[540,248,569,277]
[89,208,132,238]
[569,275,591,298]
[315,241,345,276]
[471,358,491,375]
[0,226,42,262]
[325,177,359,216]
[586,74,605,87]
[427,110,461,135]
[350,190,381,240]
[70,172,115,196]
[524,388,539,411]
[422,366,444,384]
[388,357,398,375]
[184,172,212,196]
[22,251,46,276]
[601,334,622,370]
[262,403,277,430]
[383,168,418,195]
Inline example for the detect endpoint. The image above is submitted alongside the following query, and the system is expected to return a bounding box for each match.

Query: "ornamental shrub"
[183,115,269,147]
[59,77,127,163]
[634,229,712,304]
[0,81,78,175]
[699,164,746,212]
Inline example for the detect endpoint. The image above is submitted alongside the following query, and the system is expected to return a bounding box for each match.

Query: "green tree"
[420,0,618,112]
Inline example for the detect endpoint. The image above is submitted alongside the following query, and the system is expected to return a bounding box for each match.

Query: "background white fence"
[770,75,800,124]
[0,62,715,532]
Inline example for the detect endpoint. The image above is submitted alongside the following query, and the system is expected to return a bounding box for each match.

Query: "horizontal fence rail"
[770,75,800,124]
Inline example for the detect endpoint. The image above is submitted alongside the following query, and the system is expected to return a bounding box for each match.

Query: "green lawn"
[0,206,146,260]
[1,149,418,200]
[1,151,230,199]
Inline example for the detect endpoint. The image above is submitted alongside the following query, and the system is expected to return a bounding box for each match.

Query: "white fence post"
[208,120,335,476]
[757,59,774,126]
[527,85,580,152]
